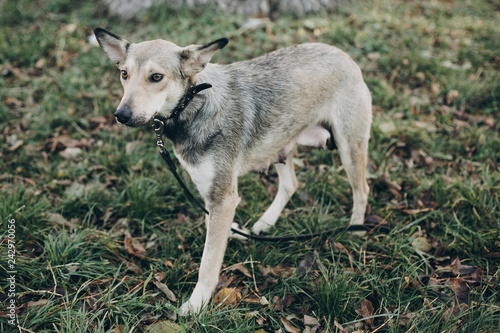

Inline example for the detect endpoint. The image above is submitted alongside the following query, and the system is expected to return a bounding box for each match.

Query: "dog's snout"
[114,107,132,124]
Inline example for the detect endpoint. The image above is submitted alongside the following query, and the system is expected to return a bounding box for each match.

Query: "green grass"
[1,0,499,332]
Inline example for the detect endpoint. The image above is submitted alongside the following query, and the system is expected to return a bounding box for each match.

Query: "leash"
[153,118,209,215]
[152,84,391,241]
[151,81,213,214]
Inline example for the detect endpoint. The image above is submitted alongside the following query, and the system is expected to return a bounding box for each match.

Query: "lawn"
[0,0,499,332]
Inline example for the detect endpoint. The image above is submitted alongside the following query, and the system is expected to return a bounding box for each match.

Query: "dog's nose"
[114,107,132,124]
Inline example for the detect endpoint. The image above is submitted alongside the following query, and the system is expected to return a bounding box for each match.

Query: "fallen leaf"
[242,292,261,304]
[412,237,433,252]
[59,147,83,160]
[27,299,49,308]
[268,264,294,278]
[446,89,459,105]
[356,299,374,327]
[398,311,417,326]
[280,317,300,333]
[43,212,76,228]
[124,230,146,258]
[154,272,165,282]
[303,315,319,326]
[226,262,252,278]
[333,320,348,333]
[146,320,183,333]
[273,295,295,312]
[8,139,23,151]
[152,281,177,302]
[260,296,269,306]
[449,257,476,276]
[443,303,468,321]
[47,135,89,153]
[130,237,146,256]
[67,264,79,273]
[447,278,469,304]
[213,287,241,306]
[296,251,320,277]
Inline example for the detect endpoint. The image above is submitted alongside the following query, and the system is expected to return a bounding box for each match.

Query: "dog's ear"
[94,28,130,66]
[180,38,228,78]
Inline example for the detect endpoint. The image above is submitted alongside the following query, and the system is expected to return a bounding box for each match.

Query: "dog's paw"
[179,300,199,316]
[251,220,273,235]
[229,222,249,241]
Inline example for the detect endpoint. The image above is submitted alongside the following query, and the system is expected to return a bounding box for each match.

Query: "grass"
[1,0,499,332]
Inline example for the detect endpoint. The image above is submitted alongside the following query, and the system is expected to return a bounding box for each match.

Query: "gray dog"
[94,28,372,314]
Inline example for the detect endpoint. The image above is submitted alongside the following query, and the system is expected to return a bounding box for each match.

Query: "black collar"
[167,82,212,119]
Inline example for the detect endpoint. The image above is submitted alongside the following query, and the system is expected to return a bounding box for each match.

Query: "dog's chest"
[176,153,216,200]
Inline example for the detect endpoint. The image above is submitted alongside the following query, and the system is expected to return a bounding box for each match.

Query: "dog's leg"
[180,180,240,315]
[334,131,370,225]
[252,154,298,234]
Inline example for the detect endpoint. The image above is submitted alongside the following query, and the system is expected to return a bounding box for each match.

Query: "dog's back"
[197,43,371,175]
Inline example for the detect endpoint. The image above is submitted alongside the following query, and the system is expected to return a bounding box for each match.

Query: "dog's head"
[94,28,228,127]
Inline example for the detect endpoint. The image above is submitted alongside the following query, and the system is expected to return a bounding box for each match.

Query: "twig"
[47,262,57,296]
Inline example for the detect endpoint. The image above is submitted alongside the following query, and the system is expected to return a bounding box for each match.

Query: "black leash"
[230,223,391,241]
[153,83,390,241]
[153,118,209,215]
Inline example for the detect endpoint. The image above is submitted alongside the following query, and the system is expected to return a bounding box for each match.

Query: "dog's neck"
[167,82,213,120]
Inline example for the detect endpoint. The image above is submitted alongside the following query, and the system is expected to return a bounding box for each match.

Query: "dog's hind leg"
[331,121,370,225]
[252,154,298,235]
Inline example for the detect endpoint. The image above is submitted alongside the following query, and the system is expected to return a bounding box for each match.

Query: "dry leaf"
[280,317,300,333]
[146,320,183,333]
[59,147,83,160]
[446,89,459,105]
[152,280,177,302]
[412,237,433,252]
[43,212,76,228]
[356,299,374,327]
[27,299,49,308]
[333,320,348,333]
[273,295,295,312]
[130,237,146,256]
[124,230,146,258]
[213,287,242,306]
[447,278,469,304]
[449,257,476,276]
[260,296,269,306]
[226,262,252,278]
[303,315,319,326]
[296,251,320,277]
[268,264,294,278]
[154,272,165,282]
[242,292,261,304]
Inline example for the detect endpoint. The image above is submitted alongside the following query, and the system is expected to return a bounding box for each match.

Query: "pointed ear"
[180,38,228,78]
[94,28,130,65]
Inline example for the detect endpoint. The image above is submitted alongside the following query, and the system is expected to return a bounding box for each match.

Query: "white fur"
[176,154,216,200]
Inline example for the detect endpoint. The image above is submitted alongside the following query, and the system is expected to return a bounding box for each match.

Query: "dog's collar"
[168,82,212,119]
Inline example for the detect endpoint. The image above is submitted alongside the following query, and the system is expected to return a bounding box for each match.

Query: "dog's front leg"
[180,181,240,315]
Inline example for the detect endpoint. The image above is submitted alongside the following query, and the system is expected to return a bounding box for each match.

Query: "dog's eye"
[151,73,164,82]
[121,70,128,80]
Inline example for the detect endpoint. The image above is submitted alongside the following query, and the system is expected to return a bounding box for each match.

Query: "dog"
[94,28,372,315]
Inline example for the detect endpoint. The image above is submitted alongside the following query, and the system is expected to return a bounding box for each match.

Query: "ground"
[0,0,499,332]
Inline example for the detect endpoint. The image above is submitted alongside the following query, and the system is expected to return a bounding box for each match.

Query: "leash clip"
[152,118,165,148]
